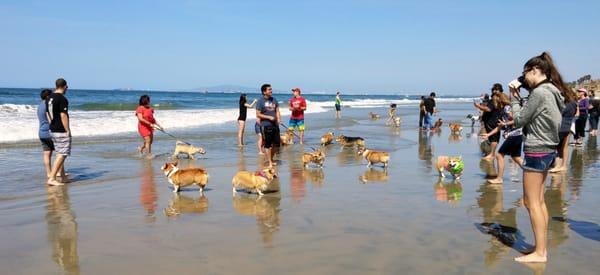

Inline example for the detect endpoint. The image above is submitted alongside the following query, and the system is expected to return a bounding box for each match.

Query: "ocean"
[0,88,475,143]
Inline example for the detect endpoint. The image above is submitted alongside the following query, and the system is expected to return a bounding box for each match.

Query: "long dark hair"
[239,94,247,105]
[139,95,150,106]
[524,52,570,96]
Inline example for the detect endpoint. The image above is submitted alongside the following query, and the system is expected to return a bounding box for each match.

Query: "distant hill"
[188,84,288,94]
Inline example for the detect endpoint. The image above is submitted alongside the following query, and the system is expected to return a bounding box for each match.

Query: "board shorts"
[498,135,522,157]
[50,132,71,156]
[40,138,54,152]
[262,125,280,149]
[255,123,262,135]
[522,152,556,172]
[288,119,305,131]
[487,132,501,143]
[335,104,341,111]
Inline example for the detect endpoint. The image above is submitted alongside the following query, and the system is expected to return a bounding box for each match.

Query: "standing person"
[237,94,257,147]
[475,86,503,160]
[422,92,437,131]
[386,103,397,125]
[418,96,426,128]
[509,52,567,263]
[38,89,66,179]
[135,95,163,158]
[288,88,307,144]
[549,88,578,173]
[481,92,522,184]
[46,78,72,186]
[256,84,281,168]
[573,88,589,146]
[588,90,599,136]
[335,91,342,119]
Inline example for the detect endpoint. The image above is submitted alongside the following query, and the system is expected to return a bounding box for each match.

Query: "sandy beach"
[0,103,599,274]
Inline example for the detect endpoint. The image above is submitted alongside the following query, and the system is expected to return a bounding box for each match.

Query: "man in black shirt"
[46,78,71,186]
[422,92,437,130]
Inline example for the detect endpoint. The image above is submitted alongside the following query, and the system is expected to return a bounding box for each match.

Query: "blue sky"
[1,0,599,94]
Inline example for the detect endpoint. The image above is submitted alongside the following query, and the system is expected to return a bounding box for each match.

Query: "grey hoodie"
[511,82,565,153]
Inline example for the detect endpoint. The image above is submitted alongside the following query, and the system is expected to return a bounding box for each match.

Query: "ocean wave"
[76,102,181,111]
[0,102,327,142]
[310,97,477,108]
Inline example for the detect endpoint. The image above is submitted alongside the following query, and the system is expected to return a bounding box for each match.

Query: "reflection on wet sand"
[45,186,80,275]
[164,193,209,217]
[232,194,281,247]
[287,148,306,203]
[418,131,433,169]
[546,173,569,248]
[304,168,325,187]
[140,161,158,222]
[433,179,462,206]
[474,183,529,266]
[359,168,389,184]
[448,133,463,143]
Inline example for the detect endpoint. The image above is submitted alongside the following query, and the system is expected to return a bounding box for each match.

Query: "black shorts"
[487,132,501,143]
[498,135,522,157]
[262,125,280,149]
[40,138,54,151]
[335,104,341,111]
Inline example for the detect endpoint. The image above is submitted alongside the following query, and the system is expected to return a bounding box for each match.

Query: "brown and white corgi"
[232,168,278,196]
[320,131,334,146]
[448,123,463,134]
[280,130,295,145]
[336,135,366,148]
[357,147,390,168]
[172,141,206,159]
[161,162,209,193]
[302,149,326,168]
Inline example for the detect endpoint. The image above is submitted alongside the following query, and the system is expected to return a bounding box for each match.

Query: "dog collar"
[255,171,267,178]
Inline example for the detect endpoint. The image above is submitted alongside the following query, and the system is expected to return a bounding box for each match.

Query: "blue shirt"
[37,100,50,139]
[256,96,279,127]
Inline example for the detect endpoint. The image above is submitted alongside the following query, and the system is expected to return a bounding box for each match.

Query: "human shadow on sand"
[552,217,600,242]
[475,223,534,254]
[65,167,109,182]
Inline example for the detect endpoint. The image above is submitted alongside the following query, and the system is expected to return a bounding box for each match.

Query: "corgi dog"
[280,129,295,145]
[448,123,463,134]
[369,112,380,119]
[232,168,278,196]
[432,118,443,132]
[435,156,464,179]
[161,162,209,193]
[357,147,390,168]
[320,131,334,146]
[172,141,206,159]
[393,117,401,127]
[302,148,326,168]
[336,135,366,148]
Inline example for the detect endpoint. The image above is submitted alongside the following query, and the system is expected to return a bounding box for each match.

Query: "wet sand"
[1,103,599,274]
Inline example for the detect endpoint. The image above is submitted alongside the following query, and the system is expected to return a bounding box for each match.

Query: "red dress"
[135,106,155,137]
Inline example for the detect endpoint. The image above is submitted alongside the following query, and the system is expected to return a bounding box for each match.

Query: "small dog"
[435,156,464,179]
[172,141,206,159]
[432,118,443,132]
[336,135,366,148]
[368,112,380,119]
[302,148,326,168]
[232,168,278,196]
[448,123,463,134]
[161,162,209,193]
[393,117,401,127]
[357,147,390,168]
[280,129,295,145]
[466,114,480,127]
[320,132,334,146]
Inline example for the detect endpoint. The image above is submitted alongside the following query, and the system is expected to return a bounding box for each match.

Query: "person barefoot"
[135,95,163,157]
[46,79,71,186]
[256,84,281,168]
[237,93,257,147]
[288,88,307,144]
[549,89,577,173]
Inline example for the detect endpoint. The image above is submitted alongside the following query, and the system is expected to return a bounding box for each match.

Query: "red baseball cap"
[292,87,301,94]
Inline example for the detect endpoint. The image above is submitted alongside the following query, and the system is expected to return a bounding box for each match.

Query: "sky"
[0,0,599,94]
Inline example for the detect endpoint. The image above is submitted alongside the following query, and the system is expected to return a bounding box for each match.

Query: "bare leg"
[47,155,66,186]
[299,130,304,144]
[488,153,505,184]
[237,120,245,146]
[515,170,548,263]
[483,141,498,160]
[257,134,264,155]
[43,151,52,178]
[265,147,273,168]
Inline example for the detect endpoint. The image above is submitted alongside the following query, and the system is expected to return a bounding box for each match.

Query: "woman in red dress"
[135,95,162,157]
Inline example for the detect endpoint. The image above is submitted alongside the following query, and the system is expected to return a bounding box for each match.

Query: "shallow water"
[0,104,598,274]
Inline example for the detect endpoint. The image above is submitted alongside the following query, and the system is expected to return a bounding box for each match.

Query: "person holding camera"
[508,52,567,263]
[573,88,590,146]
[474,85,504,161]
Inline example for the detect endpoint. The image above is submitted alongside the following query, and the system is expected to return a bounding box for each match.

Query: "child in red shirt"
[135,95,162,157]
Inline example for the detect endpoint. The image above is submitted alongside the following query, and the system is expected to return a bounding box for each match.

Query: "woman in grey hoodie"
[509,52,567,263]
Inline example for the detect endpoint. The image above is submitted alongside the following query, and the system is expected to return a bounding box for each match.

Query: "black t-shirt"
[238,101,247,120]
[46,93,69,133]
[484,102,502,131]
[423,97,436,114]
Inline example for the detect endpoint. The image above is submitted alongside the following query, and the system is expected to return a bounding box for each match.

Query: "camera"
[517,76,531,91]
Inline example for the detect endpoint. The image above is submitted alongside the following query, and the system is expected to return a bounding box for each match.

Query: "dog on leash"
[336,135,366,148]
[232,168,278,196]
[280,129,295,145]
[172,141,206,159]
[435,156,464,179]
[431,118,443,132]
[302,148,326,168]
[357,147,390,168]
[448,123,463,134]
[161,162,209,193]
[320,131,334,146]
